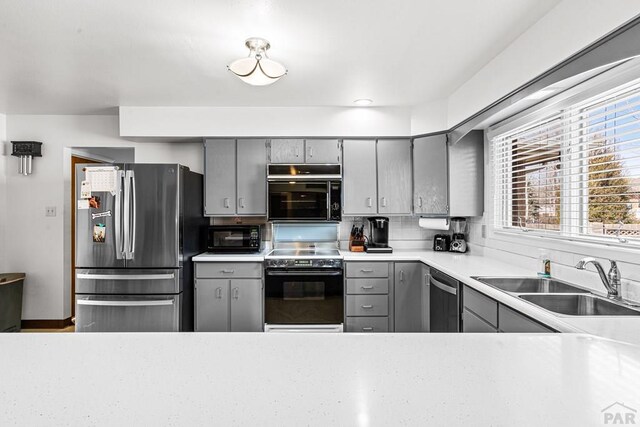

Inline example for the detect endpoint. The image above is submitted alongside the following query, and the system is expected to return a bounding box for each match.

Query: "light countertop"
[1,332,639,426]
[193,248,640,345]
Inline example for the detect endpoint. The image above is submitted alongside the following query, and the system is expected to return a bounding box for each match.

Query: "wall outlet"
[481,224,487,238]
[45,206,56,217]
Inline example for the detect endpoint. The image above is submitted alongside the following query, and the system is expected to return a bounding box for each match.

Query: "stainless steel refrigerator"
[75,163,207,332]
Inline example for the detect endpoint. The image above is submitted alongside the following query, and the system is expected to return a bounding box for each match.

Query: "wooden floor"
[21,325,75,333]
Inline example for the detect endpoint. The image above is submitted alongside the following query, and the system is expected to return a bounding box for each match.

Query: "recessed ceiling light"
[353,99,373,106]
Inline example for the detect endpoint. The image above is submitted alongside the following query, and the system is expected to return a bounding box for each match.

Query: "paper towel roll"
[418,218,450,230]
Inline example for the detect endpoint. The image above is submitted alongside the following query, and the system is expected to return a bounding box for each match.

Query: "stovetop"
[266,248,342,259]
[265,247,343,269]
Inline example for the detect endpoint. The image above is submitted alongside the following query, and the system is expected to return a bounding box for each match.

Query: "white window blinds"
[492,79,640,245]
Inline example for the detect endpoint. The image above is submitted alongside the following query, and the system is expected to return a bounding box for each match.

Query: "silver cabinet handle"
[362,327,374,331]
[381,197,387,207]
[295,146,300,157]
[77,273,175,280]
[360,269,373,273]
[309,146,313,157]
[233,288,239,299]
[216,287,223,299]
[366,197,372,208]
[220,269,235,274]
[361,285,374,290]
[77,299,173,307]
[238,197,245,209]
[361,305,373,309]
[400,270,404,282]
[418,196,423,207]
[223,197,230,208]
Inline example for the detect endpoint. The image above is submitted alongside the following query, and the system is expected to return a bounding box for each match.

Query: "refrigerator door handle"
[77,299,174,307]
[123,170,132,260]
[114,170,126,259]
[129,170,137,258]
[77,273,175,280]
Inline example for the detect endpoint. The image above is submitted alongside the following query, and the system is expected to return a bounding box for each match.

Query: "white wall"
[4,115,202,320]
[119,106,412,138]
[410,99,448,135]
[447,0,640,128]
[0,113,7,273]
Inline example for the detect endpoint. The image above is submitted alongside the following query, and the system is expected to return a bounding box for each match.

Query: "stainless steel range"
[264,225,344,332]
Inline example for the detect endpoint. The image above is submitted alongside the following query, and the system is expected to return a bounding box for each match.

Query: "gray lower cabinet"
[461,284,554,333]
[269,139,304,163]
[343,139,378,215]
[194,262,263,332]
[204,138,267,216]
[305,139,341,164]
[394,262,427,332]
[377,139,412,215]
[344,262,392,332]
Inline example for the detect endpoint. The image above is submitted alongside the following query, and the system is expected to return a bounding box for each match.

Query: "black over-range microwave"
[207,225,261,253]
[267,164,342,222]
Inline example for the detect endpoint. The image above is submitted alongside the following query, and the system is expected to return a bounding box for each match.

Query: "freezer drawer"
[75,294,181,332]
[75,269,181,294]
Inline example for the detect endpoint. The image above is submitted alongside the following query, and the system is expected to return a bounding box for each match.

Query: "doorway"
[70,155,102,320]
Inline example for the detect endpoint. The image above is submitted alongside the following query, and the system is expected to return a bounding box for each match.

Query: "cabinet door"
[269,139,304,163]
[195,279,229,332]
[462,309,497,333]
[498,305,553,333]
[237,139,267,215]
[305,139,341,164]
[230,279,263,332]
[413,135,448,215]
[394,262,425,332]
[377,139,412,215]
[204,139,237,215]
[342,139,378,215]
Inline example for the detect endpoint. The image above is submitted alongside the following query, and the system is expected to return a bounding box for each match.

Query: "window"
[492,79,640,245]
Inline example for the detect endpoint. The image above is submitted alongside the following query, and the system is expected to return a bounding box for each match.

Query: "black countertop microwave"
[206,225,261,253]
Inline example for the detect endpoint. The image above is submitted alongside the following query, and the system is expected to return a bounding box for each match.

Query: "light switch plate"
[45,206,56,217]
[481,224,487,238]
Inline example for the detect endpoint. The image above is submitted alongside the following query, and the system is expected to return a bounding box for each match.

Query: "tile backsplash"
[339,216,437,249]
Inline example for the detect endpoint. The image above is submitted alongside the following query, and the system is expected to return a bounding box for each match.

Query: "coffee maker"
[449,217,467,253]
[366,217,393,253]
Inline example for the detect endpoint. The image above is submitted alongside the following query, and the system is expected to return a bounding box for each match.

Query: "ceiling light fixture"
[227,37,287,86]
[353,99,373,106]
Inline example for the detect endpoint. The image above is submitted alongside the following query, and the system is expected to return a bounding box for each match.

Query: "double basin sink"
[472,276,640,316]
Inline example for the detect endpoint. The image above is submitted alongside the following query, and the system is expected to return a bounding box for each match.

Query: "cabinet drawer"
[346,295,388,316]
[195,263,263,279]
[346,262,389,278]
[498,305,554,333]
[346,316,389,333]
[346,278,389,295]
[462,309,497,333]
[463,285,498,327]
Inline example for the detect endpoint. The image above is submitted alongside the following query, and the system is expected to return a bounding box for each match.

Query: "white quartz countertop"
[192,249,270,262]
[1,333,639,426]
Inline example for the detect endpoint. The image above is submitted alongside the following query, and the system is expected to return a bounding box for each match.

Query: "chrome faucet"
[575,257,621,300]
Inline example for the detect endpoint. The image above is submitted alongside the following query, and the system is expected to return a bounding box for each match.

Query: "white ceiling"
[0,0,561,114]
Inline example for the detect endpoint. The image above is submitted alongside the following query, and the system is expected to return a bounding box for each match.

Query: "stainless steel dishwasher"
[429,268,460,332]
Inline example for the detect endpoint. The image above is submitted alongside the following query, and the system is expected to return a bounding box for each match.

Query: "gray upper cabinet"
[204,139,237,215]
[343,139,378,215]
[269,139,304,163]
[305,139,341,164]
[236,139,267,215]
[394,262,426,332]
[204,138,267,216]
[377,139,412,215]
[448,130,484,217]
[230,279,263,332]
[413,134,448,216]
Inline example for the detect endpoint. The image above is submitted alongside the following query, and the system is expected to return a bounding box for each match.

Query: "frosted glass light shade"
[227,37,287,86]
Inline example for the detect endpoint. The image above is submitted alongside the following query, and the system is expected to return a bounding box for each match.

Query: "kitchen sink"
[519,294,640,316]
[473,276,590,294]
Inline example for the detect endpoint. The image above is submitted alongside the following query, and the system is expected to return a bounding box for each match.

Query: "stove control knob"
[317,260,325,267]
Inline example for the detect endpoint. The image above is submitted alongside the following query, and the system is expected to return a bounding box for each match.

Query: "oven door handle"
[430,277,457,295]
[266,270,342,276]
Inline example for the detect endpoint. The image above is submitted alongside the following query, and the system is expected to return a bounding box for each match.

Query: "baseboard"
[21,317,73,329]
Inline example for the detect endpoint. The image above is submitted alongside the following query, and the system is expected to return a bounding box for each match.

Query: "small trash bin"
[0,273,25,332]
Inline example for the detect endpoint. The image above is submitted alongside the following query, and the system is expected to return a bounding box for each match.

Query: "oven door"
[265,269,344,325]
[268,181,329,221]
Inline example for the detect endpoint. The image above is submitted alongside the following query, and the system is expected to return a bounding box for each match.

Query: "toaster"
[433,234,451,251]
